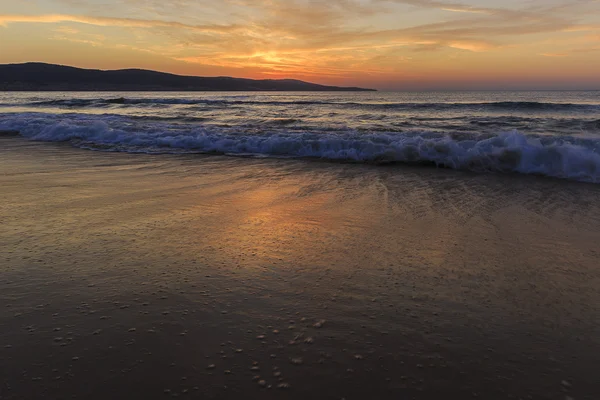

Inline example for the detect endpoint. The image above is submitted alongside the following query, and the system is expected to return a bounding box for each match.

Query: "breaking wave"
[2,113,600,183]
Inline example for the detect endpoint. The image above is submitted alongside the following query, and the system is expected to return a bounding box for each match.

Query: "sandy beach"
[1,137,600,400]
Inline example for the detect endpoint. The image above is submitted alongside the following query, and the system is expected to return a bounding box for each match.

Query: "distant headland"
[0,63,376,92]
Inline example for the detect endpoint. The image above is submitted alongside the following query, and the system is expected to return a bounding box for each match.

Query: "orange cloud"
[0,14,239,34]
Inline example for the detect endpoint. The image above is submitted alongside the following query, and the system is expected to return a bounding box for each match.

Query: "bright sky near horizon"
[1,0,600,90]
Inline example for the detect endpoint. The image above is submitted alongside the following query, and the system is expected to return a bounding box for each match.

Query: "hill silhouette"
[0,63,375,91]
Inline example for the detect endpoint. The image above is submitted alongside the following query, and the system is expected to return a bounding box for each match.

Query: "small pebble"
[258,380,267,387]
[313,320,326,328]
[277,383,290,390]
[207,364,216,370]
[290,358,303,365]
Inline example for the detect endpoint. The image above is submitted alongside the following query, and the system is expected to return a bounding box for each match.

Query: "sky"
[1,0,600,90]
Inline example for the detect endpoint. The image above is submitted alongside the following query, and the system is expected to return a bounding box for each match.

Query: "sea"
[1,90,600,183]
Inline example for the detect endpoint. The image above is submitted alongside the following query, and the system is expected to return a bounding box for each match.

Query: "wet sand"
[1,138,600,400]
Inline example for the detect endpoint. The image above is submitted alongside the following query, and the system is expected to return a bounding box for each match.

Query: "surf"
[2,113,600,183]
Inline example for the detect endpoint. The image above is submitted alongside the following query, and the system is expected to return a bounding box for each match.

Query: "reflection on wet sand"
[1,139,599,399]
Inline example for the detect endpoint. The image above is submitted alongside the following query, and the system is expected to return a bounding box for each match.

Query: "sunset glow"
[1,0,600,89]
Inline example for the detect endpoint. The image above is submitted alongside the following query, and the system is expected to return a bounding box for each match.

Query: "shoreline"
[1,131,599,185]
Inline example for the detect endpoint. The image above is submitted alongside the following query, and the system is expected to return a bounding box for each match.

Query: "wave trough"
[3,98,599,113]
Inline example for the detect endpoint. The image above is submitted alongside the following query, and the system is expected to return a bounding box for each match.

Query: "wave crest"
[2,114,600,183]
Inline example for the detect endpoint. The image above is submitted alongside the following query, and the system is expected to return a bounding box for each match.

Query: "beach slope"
[1,138,599,399]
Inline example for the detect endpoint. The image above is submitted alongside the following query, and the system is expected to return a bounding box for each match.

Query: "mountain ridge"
[0,63,376,92]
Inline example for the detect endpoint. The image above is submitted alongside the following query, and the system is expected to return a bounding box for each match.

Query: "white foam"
[2,113,600,183]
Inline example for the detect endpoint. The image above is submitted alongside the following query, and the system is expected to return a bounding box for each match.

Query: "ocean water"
[1,91,600,182]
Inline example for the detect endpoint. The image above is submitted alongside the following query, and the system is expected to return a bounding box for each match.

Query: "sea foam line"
[1,114,600,183]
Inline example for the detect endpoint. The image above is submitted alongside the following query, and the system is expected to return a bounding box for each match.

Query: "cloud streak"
[0,14,240,34]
